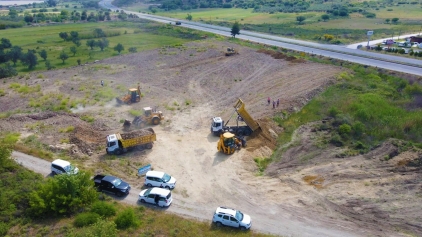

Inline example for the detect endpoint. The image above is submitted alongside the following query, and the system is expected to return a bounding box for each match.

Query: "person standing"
[267,97,271,105]
[273,100,275,109]
[101,80,104,86]
[277,99,279,107]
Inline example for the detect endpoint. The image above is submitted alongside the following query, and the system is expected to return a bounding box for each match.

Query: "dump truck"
[211,99,260,136]
[106,128,156,155]
[116,85,141,104]
[217,132,246,155]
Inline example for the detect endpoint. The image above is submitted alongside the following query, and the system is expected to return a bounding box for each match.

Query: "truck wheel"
[114,149,122,155]
[152,117,160,125]
[146,143,153,149]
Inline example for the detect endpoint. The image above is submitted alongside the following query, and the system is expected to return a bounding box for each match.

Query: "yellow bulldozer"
[225,47,238,56]
[116,85,141,105]
[217,132,246,155]
[127,107,164,128]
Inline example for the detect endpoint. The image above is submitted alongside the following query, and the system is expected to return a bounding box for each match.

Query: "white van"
[144,171,176,189]
[138,187,173,207]
[51,159,79,175]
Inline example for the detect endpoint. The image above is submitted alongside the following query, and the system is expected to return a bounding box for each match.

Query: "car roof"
[103,175,118,182]
[52,159,70,167]
[150,187,171,196]
[146,170,164,178]
[215,207,236,216]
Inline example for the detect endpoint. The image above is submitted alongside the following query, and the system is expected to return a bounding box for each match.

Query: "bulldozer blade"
[116,97,123,104]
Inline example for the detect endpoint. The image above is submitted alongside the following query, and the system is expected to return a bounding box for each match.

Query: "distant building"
[409,36,422,44]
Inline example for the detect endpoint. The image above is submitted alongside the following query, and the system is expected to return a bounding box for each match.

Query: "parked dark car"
[93,174,131,197]
[175,21,181,25]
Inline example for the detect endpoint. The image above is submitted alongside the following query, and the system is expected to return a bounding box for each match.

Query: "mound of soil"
[120,128,154,139]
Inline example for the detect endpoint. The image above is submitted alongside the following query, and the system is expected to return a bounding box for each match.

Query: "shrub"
[114,209,139,229]
[74,212,100,227]
[91,201,116,217]
[338,124,352,135]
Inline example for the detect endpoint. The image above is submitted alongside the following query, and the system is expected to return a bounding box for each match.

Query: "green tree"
[0,63,18,79]
[7,46,22,66]
[113,43,124,54]
[45,60,54,70]
[186,13,192,21]
[59,51,69,63]
[392,18,399,24]
[321,14,330,21]
[70,31,78,39]
[8,8,18,18]
[21,50,38,70]
[96,38,109,51]
[385,18,390,24]
[46,0,56,7]
[70,46,77,56]
[59,32,68,41]
[128,47,137,53]
[93,28,105,38]
[38,49,47,61]
[86,39,96,50]
[28,172,98,217]
[72,38,81,47]
[296,16,306,24]
[0,38,12,50]
[230,21,240,38]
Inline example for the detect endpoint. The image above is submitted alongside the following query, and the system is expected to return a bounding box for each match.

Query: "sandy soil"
[2,40,421,237]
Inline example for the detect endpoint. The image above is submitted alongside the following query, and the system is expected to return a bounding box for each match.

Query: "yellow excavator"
[225,47,238,56]
[131,107,164,128]
[116,85,141,104]
[217,132,246,155]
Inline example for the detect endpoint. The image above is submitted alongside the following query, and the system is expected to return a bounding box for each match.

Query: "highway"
[99,0,421,76]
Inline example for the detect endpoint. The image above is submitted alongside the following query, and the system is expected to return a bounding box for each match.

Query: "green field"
[135,4,422,44]
[1,21,199,74]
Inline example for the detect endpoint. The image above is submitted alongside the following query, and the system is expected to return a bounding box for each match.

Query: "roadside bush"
[74,212,100,227]
[91,201,116,217]
[114,209,139,229]
[330,134,343,147]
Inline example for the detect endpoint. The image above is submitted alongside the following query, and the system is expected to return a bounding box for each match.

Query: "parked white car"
[212,207,251,230]
[51,159,79,175]
[138,187,173,207]
[144,171,176,189]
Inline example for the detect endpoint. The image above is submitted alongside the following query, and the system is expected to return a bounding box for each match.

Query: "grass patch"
[59,126,75,133]
[275,66,422,162]
[129,109,142,117]
[253,157,272,175]
[81,115,95,123]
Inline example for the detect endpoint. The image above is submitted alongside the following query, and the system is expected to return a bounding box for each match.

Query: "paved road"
[99,0,422,76]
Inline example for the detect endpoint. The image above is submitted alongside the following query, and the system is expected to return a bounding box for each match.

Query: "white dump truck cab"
[106,134,120,154]
[211,117,224,136]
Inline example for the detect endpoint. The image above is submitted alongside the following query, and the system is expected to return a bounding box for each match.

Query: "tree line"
[0,29,133,79]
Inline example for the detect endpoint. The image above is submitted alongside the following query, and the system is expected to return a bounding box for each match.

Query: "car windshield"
[144,188,152,196]
[64,165,73,172]
[162,173,171,182]
[112,178,122,186]
[235,211,244,221]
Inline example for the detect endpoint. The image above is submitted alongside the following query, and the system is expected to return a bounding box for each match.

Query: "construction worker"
[101,80,104,86]
[267,97,271,105]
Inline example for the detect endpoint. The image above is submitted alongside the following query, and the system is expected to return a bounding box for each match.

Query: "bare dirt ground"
[2,40,422,237]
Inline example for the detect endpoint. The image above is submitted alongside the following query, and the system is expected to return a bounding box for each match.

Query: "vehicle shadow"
[212,151,229,166]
